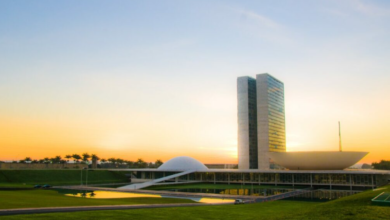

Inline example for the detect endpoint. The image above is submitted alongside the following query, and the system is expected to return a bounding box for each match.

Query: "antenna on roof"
[339,121,342,152]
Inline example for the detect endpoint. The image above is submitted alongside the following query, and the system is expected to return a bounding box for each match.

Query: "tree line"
[372,160,390,170]
[6,153,164,168]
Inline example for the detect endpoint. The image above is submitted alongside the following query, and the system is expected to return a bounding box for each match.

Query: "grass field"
[0,189,195,209]
[0,183,33,188]
[0,170,129,186]
[1,185,389,219]
[146,183,303,190]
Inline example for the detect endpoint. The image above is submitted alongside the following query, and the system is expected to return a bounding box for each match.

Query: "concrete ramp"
[119,170,195,190]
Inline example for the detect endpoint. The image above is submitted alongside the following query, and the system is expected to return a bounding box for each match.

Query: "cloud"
[230,8,293,45]
[353,0,390,17]
[238,9,281,29]
[322,8,349,17]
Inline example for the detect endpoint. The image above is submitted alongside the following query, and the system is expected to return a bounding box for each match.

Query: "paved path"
[119,170,195,189]
[0,203,226,216]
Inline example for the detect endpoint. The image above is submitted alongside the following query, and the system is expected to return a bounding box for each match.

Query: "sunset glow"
[1,0,389,164]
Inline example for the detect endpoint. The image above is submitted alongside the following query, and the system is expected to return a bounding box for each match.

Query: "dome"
[157,156,208,171]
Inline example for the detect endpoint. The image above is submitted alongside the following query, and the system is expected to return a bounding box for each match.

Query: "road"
[0,203,229,216]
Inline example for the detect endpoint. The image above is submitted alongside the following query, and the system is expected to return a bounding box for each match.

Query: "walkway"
[0,203,219,216]
[119,170,195,189]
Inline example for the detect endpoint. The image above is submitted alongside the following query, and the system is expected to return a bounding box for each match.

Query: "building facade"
[237,76,258,169]
[238,73,286,170]
[123,169,390,191]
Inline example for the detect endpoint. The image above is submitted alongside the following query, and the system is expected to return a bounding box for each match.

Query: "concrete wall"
[237,77,250,169]
[256,73,270,170]
[0,163,88,170]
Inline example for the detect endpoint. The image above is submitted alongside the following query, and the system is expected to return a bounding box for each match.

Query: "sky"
[0,0,389,164]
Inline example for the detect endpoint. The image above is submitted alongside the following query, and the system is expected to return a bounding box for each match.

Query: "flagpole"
[339,121,342,152]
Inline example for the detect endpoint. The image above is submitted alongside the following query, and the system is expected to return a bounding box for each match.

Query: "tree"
[72,154,81,163]
[155,159,163,168]
[100,158,107,163]
[52,156,61,164]
[372,160,390,170]
[125,160,134,168]
[43,157,50,164]
[108,158,116,165]
[362,163,372,169]
[18,160,26,163]
[116,158,124,165]
[82,153,91,163]
[24,157,32,163]
[91,154,100,167]
[136,158,147,168]
[91,154,100,162]
[65,155,72,163]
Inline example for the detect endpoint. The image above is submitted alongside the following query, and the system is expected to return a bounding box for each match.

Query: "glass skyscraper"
[237,73,286,170]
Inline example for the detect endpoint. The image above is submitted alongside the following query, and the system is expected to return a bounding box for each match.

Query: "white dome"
[158,156,208,171]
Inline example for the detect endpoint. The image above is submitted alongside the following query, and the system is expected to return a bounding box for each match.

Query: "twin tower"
[237,73,286,170]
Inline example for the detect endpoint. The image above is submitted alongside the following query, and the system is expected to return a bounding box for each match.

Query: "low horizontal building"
[115,156,390,190]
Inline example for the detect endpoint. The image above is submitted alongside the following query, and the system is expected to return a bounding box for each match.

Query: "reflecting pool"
[154,188,296,197]
[58,189,234,203]
[65,191,161,199]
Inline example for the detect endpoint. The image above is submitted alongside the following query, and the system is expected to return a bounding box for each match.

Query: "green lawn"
[1,185,389,220]
[146,183,303,190]
[0,183,33,188]
[0,170,129,186]
[0,189,195,209]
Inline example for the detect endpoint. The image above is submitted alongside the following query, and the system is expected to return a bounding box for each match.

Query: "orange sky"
[1,1,390,165]
[1,75,389,164]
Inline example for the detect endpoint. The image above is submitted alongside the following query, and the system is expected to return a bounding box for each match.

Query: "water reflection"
[194,198,234,204]
[65,191,161,199]
[158,188,296,197]
[63,190,234,203]
[155,188,361,201]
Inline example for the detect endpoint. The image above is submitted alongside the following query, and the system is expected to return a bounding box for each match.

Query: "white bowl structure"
[268,151,368,170]
[157,156,208,171]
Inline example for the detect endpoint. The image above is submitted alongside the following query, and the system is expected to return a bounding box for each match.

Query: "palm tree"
[91,154,100,162]
[65,155,72,163]
[100,158,107,164]
[82,153,91,164]
[91,154,100,167]
[52,156,61,164]
[44,157,50,164]
[108,158,116,165]
[72,154,81,163]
